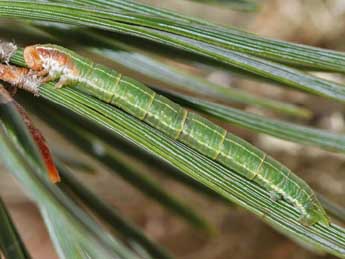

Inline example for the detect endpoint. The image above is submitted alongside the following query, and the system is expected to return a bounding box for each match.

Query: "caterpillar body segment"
[21,44,329,226]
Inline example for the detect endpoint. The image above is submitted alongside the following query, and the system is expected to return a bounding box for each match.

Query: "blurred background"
[1,0,345,258]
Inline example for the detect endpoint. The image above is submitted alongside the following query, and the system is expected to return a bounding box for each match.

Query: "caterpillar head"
[24,45,44,71]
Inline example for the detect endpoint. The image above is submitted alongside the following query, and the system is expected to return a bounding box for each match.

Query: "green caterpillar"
[22,44,329,226]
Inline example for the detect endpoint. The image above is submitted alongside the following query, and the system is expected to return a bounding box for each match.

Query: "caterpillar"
[13,44,329,226]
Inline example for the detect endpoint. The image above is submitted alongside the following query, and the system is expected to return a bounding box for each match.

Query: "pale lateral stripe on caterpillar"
[4,44,330,226]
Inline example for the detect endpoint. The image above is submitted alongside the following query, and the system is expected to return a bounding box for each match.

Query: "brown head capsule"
[24,45,73,73]
[23,45,44,71]
[23,44,79,88]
